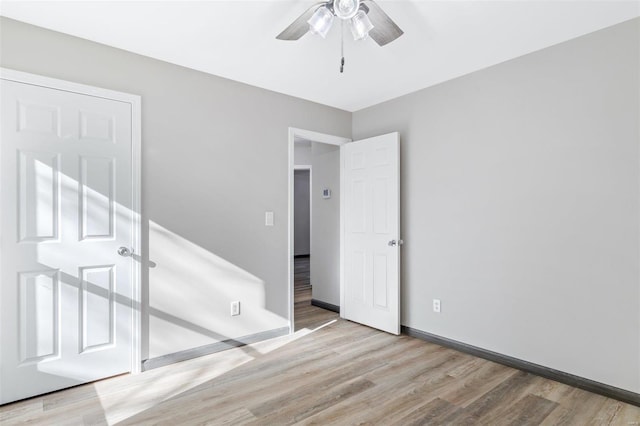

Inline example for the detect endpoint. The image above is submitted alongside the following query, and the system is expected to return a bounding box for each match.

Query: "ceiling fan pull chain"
[340,19,345,73]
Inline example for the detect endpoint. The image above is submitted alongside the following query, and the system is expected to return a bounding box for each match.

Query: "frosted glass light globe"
[308,6,335,38]
[350,9,374,40]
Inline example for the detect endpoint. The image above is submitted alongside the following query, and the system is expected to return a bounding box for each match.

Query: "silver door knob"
[117,247,132,257]
[388,239,404,247]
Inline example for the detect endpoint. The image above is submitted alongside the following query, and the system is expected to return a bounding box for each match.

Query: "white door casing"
[0,69,141,404]
[341,133,400,335]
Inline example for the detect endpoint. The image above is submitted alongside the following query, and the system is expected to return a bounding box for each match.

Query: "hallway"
[293,256,338,331]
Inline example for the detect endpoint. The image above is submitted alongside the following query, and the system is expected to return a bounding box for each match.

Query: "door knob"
[117,247,132,257]
[388,239,404,247]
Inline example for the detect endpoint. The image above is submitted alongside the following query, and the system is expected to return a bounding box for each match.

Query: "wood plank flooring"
[294,255,339,332]
[1,257,639,425]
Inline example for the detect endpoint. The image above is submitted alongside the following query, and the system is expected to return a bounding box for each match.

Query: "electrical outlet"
[433,299,441,313]
[231,301,240,316]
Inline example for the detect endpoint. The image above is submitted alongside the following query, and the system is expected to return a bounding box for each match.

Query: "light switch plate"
[265,211,274,226]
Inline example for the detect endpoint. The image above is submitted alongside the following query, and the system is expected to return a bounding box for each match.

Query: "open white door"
[342,132,400,335]
[0,71,140,404]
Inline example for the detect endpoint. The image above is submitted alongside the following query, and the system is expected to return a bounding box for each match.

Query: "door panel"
[79,156,115,240]
[349,179,366,233]
[18,151,61,242]
[1,78,135,404]
[80,265,116,352]
[342,132,400,334]
[17,101,61,135]
[372,177,389,234]
[19,270,60,363]
[373,252,389,309]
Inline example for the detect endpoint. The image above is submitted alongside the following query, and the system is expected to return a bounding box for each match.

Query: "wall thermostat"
[322,188,332,199]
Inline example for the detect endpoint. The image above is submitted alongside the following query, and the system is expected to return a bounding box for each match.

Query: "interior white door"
[342,132,400,335]
[0,78,134,404]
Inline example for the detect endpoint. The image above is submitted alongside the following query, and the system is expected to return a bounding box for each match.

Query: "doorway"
[288,128,350,332]
[293,167,313,329]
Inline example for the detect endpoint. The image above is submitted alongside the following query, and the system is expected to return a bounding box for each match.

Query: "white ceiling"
[1,1,638,111]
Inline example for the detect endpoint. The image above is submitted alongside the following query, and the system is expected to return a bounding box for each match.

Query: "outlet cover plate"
[231,301,240,316]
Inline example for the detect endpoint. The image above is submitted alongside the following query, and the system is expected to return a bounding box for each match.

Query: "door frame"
[0,68,143,374]
[287,128,350,331]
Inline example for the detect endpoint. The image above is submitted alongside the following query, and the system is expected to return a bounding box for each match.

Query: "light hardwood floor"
[294,256,339,332]
[1,257,639,425]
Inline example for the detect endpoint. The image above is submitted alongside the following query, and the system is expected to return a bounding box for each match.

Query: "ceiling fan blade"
[276,2,327,40]
[362,0,404,46]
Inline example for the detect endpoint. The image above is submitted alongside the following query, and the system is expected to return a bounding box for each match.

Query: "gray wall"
[294,142,312,257]
[294,142,312,166]
[294,170,310,256]
[311,143,341,306]
[353,18,640,393]
[0,17,351,359]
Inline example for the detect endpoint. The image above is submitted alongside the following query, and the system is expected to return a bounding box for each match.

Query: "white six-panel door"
[342,133,400,335]
[0,76,137,404]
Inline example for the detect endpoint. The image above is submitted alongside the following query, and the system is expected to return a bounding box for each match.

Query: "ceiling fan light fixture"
[334,0,360,20]
[350,9,374,40]
[307,6,334,38]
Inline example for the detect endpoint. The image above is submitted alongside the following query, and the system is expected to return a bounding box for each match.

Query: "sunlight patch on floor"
[243,319,339,356]
[95,319,338,424]
[96,353,254,424]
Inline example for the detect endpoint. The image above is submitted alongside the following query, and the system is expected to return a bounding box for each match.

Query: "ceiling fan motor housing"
[332,0,361,20]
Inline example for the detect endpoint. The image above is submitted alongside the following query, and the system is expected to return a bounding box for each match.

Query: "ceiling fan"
[276,0,404,46]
